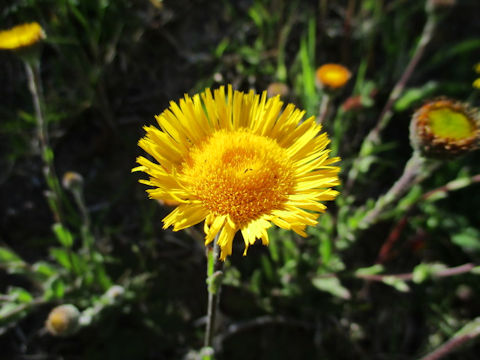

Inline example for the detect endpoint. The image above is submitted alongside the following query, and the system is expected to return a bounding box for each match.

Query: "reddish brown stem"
[356,263,475,282]
[420,331,480,360]
[376,174,480,264]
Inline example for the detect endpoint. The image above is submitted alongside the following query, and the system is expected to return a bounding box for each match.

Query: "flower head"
[134,86,340,260]
[46,304,80,336]
[0,22,45,51]
[410,98,479,158]
[316,64,351,90]
[267,82,289,98]
[62,171,84,191]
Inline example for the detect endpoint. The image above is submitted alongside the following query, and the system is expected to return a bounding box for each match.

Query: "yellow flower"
[0,22,45,51]
[410,98,479,158]
[134,86,340,260]
[316,64,351,90]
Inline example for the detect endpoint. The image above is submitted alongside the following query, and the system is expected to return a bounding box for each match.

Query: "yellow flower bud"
[315,64,351,90]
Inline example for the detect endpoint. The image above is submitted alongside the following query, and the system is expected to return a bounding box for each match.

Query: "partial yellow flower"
[410,98,479,158]
[316,64,351,90]
[473,63,480,89]
[0,22,45,51]
[134,86,340,260]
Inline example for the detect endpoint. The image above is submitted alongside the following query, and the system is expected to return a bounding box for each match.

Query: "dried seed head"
[46,304,80,336]
[62,171,84,191]
[266,82,289,98]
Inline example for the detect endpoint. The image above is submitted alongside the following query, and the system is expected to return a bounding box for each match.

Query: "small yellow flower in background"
[46,304,80,336]
[134,85,340,260]
[473,63,480,89]
[0,22,45,51]
[316,64,351,90]
[410,98,479,158]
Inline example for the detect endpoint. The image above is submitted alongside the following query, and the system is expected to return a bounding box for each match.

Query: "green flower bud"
[410,98,479,158]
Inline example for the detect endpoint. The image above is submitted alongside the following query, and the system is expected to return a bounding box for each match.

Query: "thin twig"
[318,93,331,124]
[0,298,47,320]
[419,324,480,360]
[377,174,480,263]
[214,314,315,350]
[368,16,437,145]
[345,15,438,191]
[24,60,64,224]
[358,151,425,229]
[356,263,475,282]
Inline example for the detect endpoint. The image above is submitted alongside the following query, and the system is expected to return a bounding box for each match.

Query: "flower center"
[429,108,475,140]
[181,130,295,226]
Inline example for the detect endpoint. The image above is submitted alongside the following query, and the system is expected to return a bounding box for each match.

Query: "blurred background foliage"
[1,0,480,359]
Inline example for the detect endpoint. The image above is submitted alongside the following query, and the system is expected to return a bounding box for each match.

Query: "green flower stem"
[204,238,224,350]
[24,60,64,224]
[359,151,425,229]
[345,15,438,191]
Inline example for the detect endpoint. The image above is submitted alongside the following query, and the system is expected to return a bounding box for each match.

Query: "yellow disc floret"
[428,108,474,140]
[182,130,295,227]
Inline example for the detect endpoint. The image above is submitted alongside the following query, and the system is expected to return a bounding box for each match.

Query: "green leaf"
[32,261,57,278]
[0,247,23,265]
[8,287,33,303]
[52,223,74,248]
[452,227,480,252]
[454,317,480,337]
[43,147,55,163]
[50,248,71,269]
[0,302,28,322]
[355,264,384,276]
[44,277,65,300]
[222,266,241,287]
[0,247,25,273]
[413,263,431,284]
[394,82,438,111]
[471,266,480,275]
[382,276,410,292]
[312,276,351,299]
